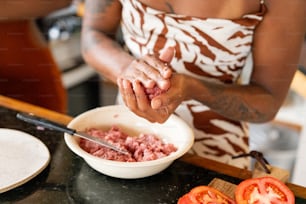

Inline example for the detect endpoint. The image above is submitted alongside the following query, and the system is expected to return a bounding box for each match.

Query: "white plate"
[0,128,50,193]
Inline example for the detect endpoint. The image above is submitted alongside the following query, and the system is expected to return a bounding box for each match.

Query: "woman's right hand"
[117,47,175,123]
[118,55,170,90]
[117,47,175,90]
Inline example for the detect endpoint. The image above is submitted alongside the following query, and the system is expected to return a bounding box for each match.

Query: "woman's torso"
[120,0,266,83]
[118,0,266,168]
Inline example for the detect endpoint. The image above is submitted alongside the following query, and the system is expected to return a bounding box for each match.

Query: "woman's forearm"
[187,77,280,123]
[81,28,134,84]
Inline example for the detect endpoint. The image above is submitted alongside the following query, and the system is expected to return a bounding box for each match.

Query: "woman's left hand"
[150,73,189,115]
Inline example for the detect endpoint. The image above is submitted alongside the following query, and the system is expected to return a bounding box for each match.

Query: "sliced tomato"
[177,193,194,204]
[178,186,236,204]
[235,176,295,204]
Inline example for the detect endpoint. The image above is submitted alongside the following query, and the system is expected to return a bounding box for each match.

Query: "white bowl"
[64,105,194,179]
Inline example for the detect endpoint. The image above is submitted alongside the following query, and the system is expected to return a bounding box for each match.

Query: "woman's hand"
[117,47,178,123]
[150,73,190,116]
[118,73,190,123]
[117,47,174,90]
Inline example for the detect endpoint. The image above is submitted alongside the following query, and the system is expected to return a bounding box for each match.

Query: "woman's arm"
[152,0,306,123]
[81,0,172,88]
[81,0,133,83]
[82,0,305,124]
[248,0,306,121]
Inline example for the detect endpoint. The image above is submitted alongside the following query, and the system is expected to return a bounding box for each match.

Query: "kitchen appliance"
[37,4,101,116]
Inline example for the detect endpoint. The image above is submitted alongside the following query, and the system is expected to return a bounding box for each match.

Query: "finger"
[141,56,171,90]
[117,78,128,105]
[143,54,172,79]
[151,92,181,110]
[128,60,156,88]
[159,47,175,79]
[141,55,170,80]
[121,79,137,110]
[132,80,150,112]
[151,93,171,109]
[159,46,175,63]
[151,97,162,109]
[132,80,171,123]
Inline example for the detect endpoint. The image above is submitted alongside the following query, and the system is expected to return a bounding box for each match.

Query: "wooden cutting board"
[208,161,290,199]
[208,178,237,199]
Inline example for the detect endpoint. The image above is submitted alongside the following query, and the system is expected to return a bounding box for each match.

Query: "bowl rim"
[64,105,194,167]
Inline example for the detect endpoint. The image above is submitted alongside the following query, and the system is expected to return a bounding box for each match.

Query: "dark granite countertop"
[0,106,305,204]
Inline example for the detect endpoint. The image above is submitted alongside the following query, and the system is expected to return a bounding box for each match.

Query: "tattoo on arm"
[215,95,264,122]
[82,0,120,52]
[205,83,266,122]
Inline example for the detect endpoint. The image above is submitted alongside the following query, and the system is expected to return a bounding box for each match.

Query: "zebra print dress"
[119,0,267,168]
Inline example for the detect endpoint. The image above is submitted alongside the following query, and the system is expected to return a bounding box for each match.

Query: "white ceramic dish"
[0,128,50,193]
[64,105,194,179]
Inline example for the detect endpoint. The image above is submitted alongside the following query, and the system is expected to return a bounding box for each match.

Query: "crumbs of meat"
[145,85,166,100]
[79,126,177,162]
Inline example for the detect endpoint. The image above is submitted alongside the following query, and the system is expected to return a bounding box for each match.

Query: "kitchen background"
[42,3,306,186]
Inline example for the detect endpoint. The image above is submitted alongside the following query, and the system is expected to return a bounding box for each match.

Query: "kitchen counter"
[0,95,305,203]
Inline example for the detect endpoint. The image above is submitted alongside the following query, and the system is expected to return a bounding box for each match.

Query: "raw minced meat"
[144,85,166,100]
[79,126,177,162]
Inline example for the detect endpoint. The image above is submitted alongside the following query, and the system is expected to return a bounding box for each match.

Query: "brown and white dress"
[118,0,267,168]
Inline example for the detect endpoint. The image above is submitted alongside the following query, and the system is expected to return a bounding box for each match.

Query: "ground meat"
[79,126,177,162]
[144,85,166,100]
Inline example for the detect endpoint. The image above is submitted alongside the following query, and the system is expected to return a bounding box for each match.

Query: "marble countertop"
[0,107,243,204]
[0,95,305,203]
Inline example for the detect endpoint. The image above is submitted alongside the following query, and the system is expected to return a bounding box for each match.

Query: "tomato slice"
[235,176,295,204]
[177,193,194,204]
[178,186,236,204]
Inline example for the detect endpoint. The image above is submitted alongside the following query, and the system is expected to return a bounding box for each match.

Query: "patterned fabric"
[119,0,267,168]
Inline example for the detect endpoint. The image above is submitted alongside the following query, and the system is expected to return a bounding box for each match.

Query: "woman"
[0,0,71,113]
[81,0,306,168]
